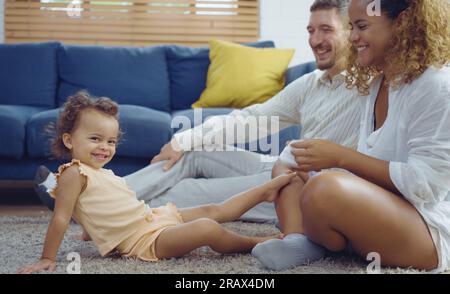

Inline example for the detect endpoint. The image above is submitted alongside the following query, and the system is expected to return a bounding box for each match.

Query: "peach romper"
[49,159,184,261]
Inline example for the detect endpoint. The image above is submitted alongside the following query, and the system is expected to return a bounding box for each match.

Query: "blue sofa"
[0,41,316,181]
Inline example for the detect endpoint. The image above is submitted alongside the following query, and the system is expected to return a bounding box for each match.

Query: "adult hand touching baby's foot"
[264,172,297,202]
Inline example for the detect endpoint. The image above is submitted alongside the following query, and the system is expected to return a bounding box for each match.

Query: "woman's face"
[348,0,395,68]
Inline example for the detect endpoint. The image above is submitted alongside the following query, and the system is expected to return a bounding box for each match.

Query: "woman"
[253,0,450,272]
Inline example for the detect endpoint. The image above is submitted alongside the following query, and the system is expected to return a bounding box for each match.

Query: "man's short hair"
[310,0,349,16]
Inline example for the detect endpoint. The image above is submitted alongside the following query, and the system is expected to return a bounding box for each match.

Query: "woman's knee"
[274,177,305,205]
[298,173,351,252]
[300,172,351,219]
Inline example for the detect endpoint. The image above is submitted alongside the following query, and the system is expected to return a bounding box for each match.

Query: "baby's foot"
[264,172,297,202]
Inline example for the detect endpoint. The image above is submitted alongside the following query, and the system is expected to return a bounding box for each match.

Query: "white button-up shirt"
[358,66,450,273]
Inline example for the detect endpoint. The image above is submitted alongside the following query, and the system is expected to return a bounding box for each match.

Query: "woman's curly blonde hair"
[345,0,450,95]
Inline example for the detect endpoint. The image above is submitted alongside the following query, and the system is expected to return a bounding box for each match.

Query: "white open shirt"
[358,66,450,273]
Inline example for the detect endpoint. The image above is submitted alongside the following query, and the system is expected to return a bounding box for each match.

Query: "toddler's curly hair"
[48,91,121,159]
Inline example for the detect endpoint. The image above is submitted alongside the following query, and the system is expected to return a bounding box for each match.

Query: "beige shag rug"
[0,215,425,274]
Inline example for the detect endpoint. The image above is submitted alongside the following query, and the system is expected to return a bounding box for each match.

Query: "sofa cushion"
[26,108,60,158]
[0,105,47,159]
[285,61,317,85]
[57,45,171,112]
[116,105,172,158]
[172,108,301,155]
[193,40,294,109]
[0,42,59,107]
[27,105,173,159]
[166,41,275,111]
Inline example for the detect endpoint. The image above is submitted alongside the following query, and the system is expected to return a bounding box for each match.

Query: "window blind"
[4,0,259,46]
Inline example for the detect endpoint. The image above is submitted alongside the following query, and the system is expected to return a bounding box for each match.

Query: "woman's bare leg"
[154,218,278,259]
[300,172,438,270]
[271,160,307,234]
[274,178,306,234]
[251,163,325,271]
[179,173,296,223]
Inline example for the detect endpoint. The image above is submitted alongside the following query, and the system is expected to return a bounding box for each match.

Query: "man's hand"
[150,138,184,171]
[17,258,56,274]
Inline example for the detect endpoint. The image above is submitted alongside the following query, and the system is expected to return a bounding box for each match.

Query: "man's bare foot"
[264,172,297,202]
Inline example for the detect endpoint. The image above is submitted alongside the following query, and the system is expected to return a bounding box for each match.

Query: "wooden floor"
[0,205,49,216]
[0,187,50,216]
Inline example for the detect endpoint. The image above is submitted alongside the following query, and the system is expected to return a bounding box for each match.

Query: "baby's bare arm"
[42,166,85,259]
[17,166,85,274]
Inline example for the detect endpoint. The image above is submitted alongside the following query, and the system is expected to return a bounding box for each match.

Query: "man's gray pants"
[124,149,278,223]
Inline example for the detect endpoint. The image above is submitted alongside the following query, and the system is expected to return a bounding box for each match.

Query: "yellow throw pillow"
[192,40,295,109]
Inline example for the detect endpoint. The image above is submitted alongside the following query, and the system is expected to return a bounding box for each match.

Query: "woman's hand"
[290,139,351,172]
[17,258,56,274]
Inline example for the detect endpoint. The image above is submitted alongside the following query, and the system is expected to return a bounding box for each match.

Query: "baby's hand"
[264,172,297,202]
[273,155,309,183]
[17,258,56,274]
[271,159,294,178]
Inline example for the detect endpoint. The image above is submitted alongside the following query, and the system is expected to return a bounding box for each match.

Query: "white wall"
[0,0,4,43]
[260,0,315,66]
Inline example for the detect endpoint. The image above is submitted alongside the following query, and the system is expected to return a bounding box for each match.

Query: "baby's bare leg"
[154,218,278,259]
[180,173,296,223]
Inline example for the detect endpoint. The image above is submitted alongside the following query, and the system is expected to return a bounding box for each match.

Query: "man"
[36,0,357,269]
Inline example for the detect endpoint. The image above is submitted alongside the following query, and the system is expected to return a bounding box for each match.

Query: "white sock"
[41,172,57,192]
[252,233,325,270]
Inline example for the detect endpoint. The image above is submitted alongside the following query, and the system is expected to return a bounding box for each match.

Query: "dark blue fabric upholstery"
[0,42,59,107]
[57,45,171,112]
[26,108,60,159]
[0,105,46,159]
[116,105,172,158]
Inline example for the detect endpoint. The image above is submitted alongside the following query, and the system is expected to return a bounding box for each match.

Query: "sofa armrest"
[285,61,317,85]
